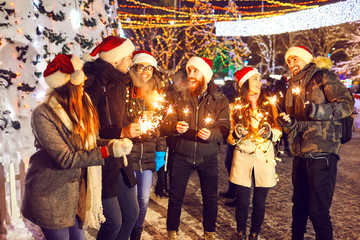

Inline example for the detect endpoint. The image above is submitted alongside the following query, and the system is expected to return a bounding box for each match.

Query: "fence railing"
[0,160,25,234]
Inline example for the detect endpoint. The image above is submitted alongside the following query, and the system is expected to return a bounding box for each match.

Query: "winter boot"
[220,181,236,199]
[155,167,169,198]
[248,232,258,240]
[130,227,143,240]
[204,231,215,240]
[167,230,178,240]
[231,230,246,240]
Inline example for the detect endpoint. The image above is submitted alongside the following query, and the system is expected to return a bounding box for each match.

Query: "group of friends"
[20,36,354,240]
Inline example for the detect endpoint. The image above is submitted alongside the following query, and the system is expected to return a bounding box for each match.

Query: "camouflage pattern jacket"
[283,62,354,158]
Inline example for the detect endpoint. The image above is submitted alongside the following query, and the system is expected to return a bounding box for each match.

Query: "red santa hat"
[43,54,85,89]
[132,50,158,70]
[87,36,135,63]
[186,56,213,83]
[285,46,314,65]
[234,67,260,87]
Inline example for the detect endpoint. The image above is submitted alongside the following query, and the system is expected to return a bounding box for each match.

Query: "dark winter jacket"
[161,82,230,164]
[125,83,167,171]
[21,104,106,230]
[84,58,136,198]
[283,62,354,158]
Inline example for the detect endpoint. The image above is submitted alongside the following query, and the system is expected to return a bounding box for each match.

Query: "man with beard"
[161,56,230,240]
[83,36,140,240]
[277,46,354,240]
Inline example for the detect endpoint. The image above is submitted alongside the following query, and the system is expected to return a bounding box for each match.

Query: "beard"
[189,76,207,96]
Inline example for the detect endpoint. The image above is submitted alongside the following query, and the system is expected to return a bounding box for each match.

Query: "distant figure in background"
[126,50,167,240]
[278,46,354,240]
[21,54,133,240]
[273,76,291,156]
[220,80,240,205]
[84,36,139,240]
[228,67,282,240]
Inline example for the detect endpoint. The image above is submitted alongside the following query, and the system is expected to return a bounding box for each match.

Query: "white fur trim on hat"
[99,38,135,63]
[285,47,314,65]
[132,53,158,70]
[45,71,71,89]
[186,56,213,83]
[238,69,259,87]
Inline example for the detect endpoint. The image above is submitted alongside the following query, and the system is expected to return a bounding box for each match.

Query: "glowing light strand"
[216,0,360,36]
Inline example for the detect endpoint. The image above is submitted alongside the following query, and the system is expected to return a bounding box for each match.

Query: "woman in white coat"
[228,67,282,240]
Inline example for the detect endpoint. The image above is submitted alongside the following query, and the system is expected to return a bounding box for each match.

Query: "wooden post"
[0,163,7,234]
[9,162,20,219]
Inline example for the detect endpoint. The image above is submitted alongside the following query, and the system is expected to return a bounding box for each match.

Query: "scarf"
[48,95,105,229]
[285,64,318,143]
[285,63,319,113]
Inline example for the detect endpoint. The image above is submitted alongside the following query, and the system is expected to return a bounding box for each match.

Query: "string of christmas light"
[216,0,360,36]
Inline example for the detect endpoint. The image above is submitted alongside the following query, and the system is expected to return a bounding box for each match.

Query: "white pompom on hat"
[234,67,260,87]
[132,50,158,70]
[43,54,85,89]
[88,36,135,63]
[186,56,213,83]
[285,46,314,65]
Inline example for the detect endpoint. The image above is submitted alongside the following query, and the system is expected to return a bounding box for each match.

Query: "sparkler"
[183,106,190,122]
[291,86,305,103]
[138,113,159,135]
[268,95,282,113]
[204,116,214,127]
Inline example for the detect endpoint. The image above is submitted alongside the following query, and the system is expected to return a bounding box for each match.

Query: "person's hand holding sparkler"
[276,112,294,127]
[197,128,211,140]
[176,121,189,134]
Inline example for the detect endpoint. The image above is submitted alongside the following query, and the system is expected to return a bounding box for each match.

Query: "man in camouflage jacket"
[277,46,354,240]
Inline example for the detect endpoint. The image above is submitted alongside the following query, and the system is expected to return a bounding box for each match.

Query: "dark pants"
[167,153,218,232]
[291,154,338,240]
[234,184,269,234]
[41,216,84,240]
[97,176,139,240]
[224,143,236,194]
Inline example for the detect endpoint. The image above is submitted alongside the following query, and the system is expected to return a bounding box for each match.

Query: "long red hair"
[46,82,99,147]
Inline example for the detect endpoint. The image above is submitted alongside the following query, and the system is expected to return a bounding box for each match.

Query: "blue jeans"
[134,170,153,229]
[41,217,84,240]
[96,176,139,240]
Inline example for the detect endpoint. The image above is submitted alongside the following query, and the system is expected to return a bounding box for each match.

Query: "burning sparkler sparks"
[291,86,305,103]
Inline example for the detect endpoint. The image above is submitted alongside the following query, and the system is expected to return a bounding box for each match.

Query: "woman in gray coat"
[21,54,133,240]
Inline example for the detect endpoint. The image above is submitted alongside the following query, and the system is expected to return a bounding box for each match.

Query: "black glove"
[304,101,316,118]
[232,124,248,139]
[259,123,272,139]
[276,114,294,128]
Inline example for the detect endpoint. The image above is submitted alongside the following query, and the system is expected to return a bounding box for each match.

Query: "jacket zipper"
[193,105,199,164]
[140,143,143,172]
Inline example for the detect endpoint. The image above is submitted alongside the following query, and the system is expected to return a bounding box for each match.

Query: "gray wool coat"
[21,103,108,230]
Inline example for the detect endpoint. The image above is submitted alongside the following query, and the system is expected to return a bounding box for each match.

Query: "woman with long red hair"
[21,54,133,240]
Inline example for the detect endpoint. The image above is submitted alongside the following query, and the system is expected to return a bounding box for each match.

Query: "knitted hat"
[186,56,213,83]
[132,50,158,70]
[234,67,260,87]
[285,46,314,64]
[43,54,85,89]
[89,36,135,63]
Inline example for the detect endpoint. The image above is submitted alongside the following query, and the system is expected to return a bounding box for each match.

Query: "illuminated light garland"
[216,0,360,36]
